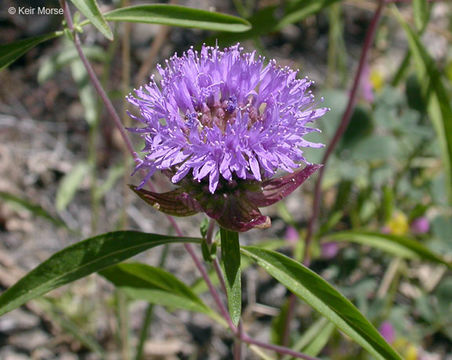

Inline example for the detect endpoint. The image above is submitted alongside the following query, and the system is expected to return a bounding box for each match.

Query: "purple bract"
[128,44,328,231]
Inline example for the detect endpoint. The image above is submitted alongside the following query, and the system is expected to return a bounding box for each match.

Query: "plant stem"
[241,334,320,360]
[304,0,386,265]
[234,321,243,360]
[60,0,138,163]
[280,0,386,350]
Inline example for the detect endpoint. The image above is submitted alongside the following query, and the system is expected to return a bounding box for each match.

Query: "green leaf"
[220,228,241,326]
[350,135,398,162]
[277,0,342,30]
[271,298,290,345]
[95,165,125,200]
[70,60,98,126]
[100,263,214,315]
[209,0,340,45]
[0,32,61,71]
[38,45,106,83]
[0,231,199,317]
[284,317,335,359]
[241,247,403,360]
[39,299,105,356]
[339,106,374,149]
[324,231,452,269]
[70,0,113,40]
[191,239,287,295]
[56,162,91,212]
[0,191,69,230]
[413,0,429,31]
[91,5,251,32]
[394,8,452,204]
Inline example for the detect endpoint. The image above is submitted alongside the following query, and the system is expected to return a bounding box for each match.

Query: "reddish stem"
[304,0,386,264]
[241,334,321,360]
[282,0,386,349]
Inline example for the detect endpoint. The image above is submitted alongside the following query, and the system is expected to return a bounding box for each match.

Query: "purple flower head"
[128,44,327,231]
[410,216,430,234]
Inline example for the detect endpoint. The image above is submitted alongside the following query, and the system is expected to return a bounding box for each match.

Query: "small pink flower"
[379,321,395,344]
[285,226,299,244]
[410,217,429,234]
[360,64,374,103]
[321,242,339,259]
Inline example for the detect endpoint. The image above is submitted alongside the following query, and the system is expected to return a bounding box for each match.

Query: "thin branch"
[241,334,321,360]
[279,0,386,349]
[60,0,138,162]
[304,0,386,265]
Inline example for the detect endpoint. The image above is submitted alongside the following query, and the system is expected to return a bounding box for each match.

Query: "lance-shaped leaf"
[99,5,251,33]
[248,164,321,207]
[220,228,241,325]
[130,185,201,217]
[325,231,452,269]
[100,263,213,315]
[241,247,403,360]
[0,191,69,230]
[70,0,113,40]
[0,32,61,71]
[0,231,200,316]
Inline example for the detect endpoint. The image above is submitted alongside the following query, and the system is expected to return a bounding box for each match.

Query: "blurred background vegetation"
[0,0,451,359]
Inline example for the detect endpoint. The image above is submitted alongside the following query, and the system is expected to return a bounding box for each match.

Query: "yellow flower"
[370,69,384,92]
[405,344,418,360]
[387,212,409,235]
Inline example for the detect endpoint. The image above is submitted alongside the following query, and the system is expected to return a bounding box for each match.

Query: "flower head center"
[187,94,264,136]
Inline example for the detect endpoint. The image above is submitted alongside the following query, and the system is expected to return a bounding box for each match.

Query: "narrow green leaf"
[70,60,98,126]
[241,247,403,360]
[283,317,333,359]
[271,298,290,345]
[70,0,113,40]
[39,299,105,356]
[100,263,214,317]
[220,228,241,326]
[0,231,199,317]
[324,231,451,269]
[89,5,251,32]
[210,0,340,44]
[56,162,91,212]
[394,8,452,204]
[0,191,69,230]
[303,323,335,356]
[191,239,287,295]
[95,165,125,200]
[0,32,61,70]
[277,0,342,30]
[413,0,429,31]
[38,45,106,83]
